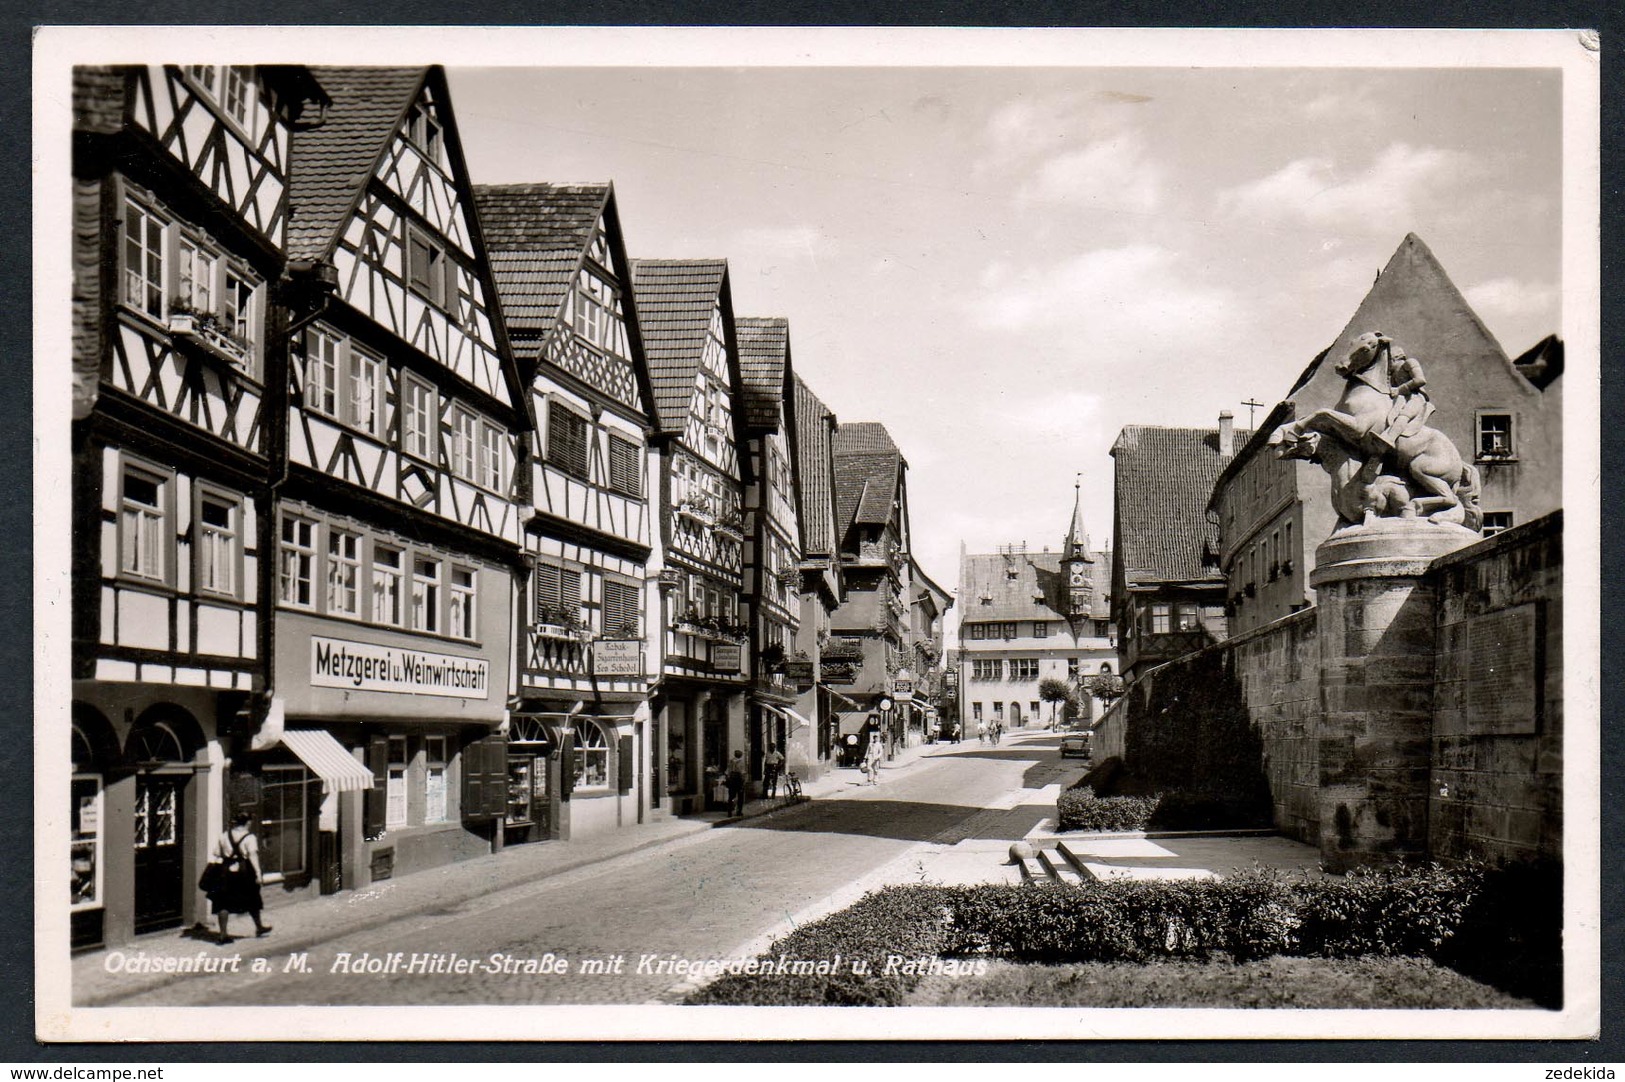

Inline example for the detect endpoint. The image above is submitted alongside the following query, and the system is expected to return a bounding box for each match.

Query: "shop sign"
[783,660,815,685]
[712,643,743,673]
[944,667,959,690]
[310,636,489,699]
[893,677,914,695]
[593,639,643,677]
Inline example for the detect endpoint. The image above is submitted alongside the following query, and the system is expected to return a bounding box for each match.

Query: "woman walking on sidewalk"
[207,812,271,944]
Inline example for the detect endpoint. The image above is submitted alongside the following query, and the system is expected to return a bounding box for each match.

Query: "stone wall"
[1104,512,1562,867]
[1229,608,1320,845]
[1427,512,1563,866]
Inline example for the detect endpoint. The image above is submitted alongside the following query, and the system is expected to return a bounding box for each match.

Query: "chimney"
[1218,410,1235,457]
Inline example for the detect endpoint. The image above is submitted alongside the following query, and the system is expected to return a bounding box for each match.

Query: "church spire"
[1063,474,1091,562]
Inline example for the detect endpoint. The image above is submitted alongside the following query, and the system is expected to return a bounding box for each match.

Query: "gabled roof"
[735,317,790,430]
[472,183,609,338]
[833,422,905,533]
[1111,425,1247,586]
[287,67,427,263]
[631,259,731,434]
[792,374,838,557]
[958,550,1111,623]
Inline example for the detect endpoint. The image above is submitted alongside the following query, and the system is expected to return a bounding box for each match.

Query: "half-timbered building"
[474,182,661,841]
[70,64,329,948]
[735,318,805,791]
[271,66,530,892]
[632,260,752,815]
[788,375,844,779]
[829,422,915,757]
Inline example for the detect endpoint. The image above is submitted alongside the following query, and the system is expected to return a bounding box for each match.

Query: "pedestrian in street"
[991,719,1002,747]
[976,718,987,745]
[762,743,785,798]
[863,736,883,786]
[726,750,748,816]
[207,812,271,945]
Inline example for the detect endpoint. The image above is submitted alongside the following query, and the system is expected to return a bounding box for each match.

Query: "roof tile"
[631,259,729,434]
[1111,426,1249,585]
[287,67,427,262]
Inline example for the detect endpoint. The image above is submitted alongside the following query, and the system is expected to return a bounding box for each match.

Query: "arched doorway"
[125,711,199,934]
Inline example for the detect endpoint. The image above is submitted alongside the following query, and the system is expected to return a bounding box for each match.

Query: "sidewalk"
[73,738,956,1005]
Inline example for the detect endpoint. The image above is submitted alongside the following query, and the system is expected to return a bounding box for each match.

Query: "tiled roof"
[472,184,608,339]
[834,422,899,457]
[735,317,789,430]
[287,67,427,262]
[792,374,838,557]
[958,550,1112,623]
[631,259,729,434]
[832,421,906,532]
[1111,426,1249,585]
[72,67,126,135]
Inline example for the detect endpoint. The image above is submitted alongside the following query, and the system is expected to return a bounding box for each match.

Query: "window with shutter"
[547,402,590,478]
[617,736,634,794]
[534,564,581,628]
[608,435,641,497]
[364,736,388,840]
[603,579,640,638]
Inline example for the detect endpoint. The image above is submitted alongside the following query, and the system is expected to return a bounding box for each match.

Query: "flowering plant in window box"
[168,302,251,365]
[612,618,641,639]
[536,605,585,639]
[714,508,745,538]
[1280,559,1294,575]
[676,497,716,525]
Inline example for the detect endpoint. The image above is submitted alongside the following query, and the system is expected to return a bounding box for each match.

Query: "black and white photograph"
[32,26,1601,1044]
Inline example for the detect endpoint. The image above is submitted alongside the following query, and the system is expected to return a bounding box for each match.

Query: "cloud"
[1463,276,1560,320]
[1017,130,1164,213]
[973,244,1235,343]
[1216,142,1476,230]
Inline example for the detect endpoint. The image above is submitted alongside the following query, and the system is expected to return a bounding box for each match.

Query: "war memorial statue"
[1268,331,1483,533]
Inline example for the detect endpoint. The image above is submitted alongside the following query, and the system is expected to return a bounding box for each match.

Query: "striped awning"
[780,705,815,732]
[279,730,377,794]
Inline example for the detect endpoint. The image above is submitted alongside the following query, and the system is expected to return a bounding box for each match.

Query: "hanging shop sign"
[783,660,815,685]
[712,643,743,673]
[593,639,643,677]
[310,636,489,699]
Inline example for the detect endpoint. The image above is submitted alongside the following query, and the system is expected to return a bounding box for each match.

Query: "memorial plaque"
[1459,603,1540,735]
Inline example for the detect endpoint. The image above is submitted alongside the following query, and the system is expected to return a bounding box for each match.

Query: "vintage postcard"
[33,25,1601,1043]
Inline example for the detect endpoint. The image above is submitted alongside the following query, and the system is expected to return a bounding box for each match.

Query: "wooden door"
[133,774,187,933]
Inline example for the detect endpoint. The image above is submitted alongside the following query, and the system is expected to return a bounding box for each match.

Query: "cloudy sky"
[447,62,1562,614]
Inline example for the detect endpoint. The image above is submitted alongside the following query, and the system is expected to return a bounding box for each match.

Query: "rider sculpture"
[1268,331,1482,532]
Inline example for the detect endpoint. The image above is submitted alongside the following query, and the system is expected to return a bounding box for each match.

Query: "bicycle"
[782,771,804,798]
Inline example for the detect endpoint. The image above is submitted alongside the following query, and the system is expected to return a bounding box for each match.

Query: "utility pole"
[1242,398,1267,428]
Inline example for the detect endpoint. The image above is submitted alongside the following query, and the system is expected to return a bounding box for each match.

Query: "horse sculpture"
[1268,332,1482,531]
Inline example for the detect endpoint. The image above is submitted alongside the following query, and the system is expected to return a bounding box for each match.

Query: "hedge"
[945,864,1486,963]
[685,885,960,1006]
[685,863,1547,1006]
[1057,786,1274,833]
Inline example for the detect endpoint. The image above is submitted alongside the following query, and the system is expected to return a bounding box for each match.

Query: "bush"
[1056,788,1160,832]
[685,885,959,1006]
[1057,786,1271,833]
[944,864,1486,965]
[1440,858,1563,1008]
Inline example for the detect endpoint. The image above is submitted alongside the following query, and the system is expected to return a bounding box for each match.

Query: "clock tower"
[1063,476,1093,617]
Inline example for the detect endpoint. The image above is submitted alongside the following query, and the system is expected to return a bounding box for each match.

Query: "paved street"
[87,732,1081,1007]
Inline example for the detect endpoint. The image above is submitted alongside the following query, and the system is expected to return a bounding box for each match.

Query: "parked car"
[1059,730,1093,760]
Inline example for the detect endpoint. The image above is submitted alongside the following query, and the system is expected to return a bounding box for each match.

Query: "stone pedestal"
[1310,519,1479,871]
